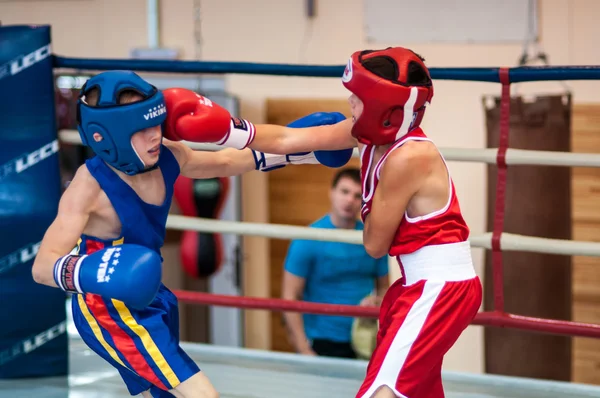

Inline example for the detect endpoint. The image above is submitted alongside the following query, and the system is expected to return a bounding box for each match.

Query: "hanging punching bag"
[173,175,230,278]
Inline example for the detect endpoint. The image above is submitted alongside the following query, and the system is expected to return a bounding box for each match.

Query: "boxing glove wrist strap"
[54,254,87,294]
[252,150,319,172]
[216,118,256,149]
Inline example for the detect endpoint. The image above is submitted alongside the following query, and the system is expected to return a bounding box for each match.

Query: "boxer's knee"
[368,385,398,398]
[172,371,219,398]
[141,390,152,398]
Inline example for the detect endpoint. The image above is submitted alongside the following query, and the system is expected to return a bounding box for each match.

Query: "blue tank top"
[76,145,179,256]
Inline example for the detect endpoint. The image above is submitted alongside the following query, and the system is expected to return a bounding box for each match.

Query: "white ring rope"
[58,129,600,257]
[166,215,600,257]
[59,129,600,167]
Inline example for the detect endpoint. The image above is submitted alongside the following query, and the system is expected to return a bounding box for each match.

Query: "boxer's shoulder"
[393,139,437,161]
[380,142,435,180]
[59,164,102,214]
[73,164,101,194]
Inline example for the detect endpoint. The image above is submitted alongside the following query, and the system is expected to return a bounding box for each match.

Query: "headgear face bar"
[342,47,434,146]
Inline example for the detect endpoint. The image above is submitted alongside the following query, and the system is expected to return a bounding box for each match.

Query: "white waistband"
[397,241,476,286]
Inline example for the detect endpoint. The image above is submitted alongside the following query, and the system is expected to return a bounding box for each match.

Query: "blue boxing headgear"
[77,70,167,175]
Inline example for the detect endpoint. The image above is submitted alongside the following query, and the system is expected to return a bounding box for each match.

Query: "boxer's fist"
[162,88,256,149]
[288,112,352,166]
[314,148,353,168]
[163,88,231,142]
[54,244,162,310]
[286,111,346,129]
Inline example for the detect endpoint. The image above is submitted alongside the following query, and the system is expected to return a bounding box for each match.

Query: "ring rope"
[59,130,600,167]
[165,215,600,257]
[173,291,600,339]
[167,215,363,244]
[53,56,600,82]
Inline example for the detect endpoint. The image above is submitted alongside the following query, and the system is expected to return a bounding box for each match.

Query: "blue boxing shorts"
[71,284,199,397]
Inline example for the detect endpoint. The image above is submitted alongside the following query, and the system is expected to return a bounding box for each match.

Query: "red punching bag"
[173,176,230,278]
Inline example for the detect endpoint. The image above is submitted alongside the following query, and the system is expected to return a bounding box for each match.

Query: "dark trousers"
[311,339,357,359]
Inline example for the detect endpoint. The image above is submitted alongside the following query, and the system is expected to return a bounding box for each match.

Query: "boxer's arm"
[375,275,390,299]
[375,256,389,298]
[32,166,98,287]
[251,119,357,154]
[282,271,316,355]
[164,140,256,179]
[162,88,355,153]
[363,148,429,258]
[282,239,317,355]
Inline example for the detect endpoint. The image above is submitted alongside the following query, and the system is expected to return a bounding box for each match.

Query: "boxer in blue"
[32,71,352,398]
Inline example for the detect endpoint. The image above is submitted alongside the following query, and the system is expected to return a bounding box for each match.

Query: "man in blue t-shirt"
[282,168,389,359]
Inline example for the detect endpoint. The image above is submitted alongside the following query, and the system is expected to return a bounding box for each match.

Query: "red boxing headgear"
[342,47,434,146]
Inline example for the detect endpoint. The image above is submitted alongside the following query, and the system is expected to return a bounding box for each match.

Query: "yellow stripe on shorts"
[111,299,180,387]
[76,295,128,369]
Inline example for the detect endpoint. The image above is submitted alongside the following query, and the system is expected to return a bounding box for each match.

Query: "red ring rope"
[173,290,600,339]
[174,290,379,318]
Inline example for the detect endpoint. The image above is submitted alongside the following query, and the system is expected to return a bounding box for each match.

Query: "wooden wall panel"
[265,99,358,352]
[572,104,600,384]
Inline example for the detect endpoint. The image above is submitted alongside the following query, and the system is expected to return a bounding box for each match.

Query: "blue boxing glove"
[286,111,345,128]
[252,112,353,172]
[53,244,162,310]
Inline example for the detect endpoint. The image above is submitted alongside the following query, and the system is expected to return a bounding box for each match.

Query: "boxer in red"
[166,47,483,398]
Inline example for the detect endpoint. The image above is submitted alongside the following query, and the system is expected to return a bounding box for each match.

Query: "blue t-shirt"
[284,214,389,343]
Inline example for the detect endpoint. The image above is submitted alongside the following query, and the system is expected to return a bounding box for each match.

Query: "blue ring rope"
[53,56,600,83]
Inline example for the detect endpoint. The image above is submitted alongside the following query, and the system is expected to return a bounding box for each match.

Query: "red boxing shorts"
[356,241,482,398]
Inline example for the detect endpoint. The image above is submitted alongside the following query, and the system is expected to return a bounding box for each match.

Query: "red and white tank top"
[360,128,470,258]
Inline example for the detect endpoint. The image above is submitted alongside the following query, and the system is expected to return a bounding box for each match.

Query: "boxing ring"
[56,60,600,338]
[4,25,600,398]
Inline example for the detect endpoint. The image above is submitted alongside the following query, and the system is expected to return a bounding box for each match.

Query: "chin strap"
[136,162,160,174]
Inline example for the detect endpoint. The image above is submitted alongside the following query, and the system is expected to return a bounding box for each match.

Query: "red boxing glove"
[162,88,256,149]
